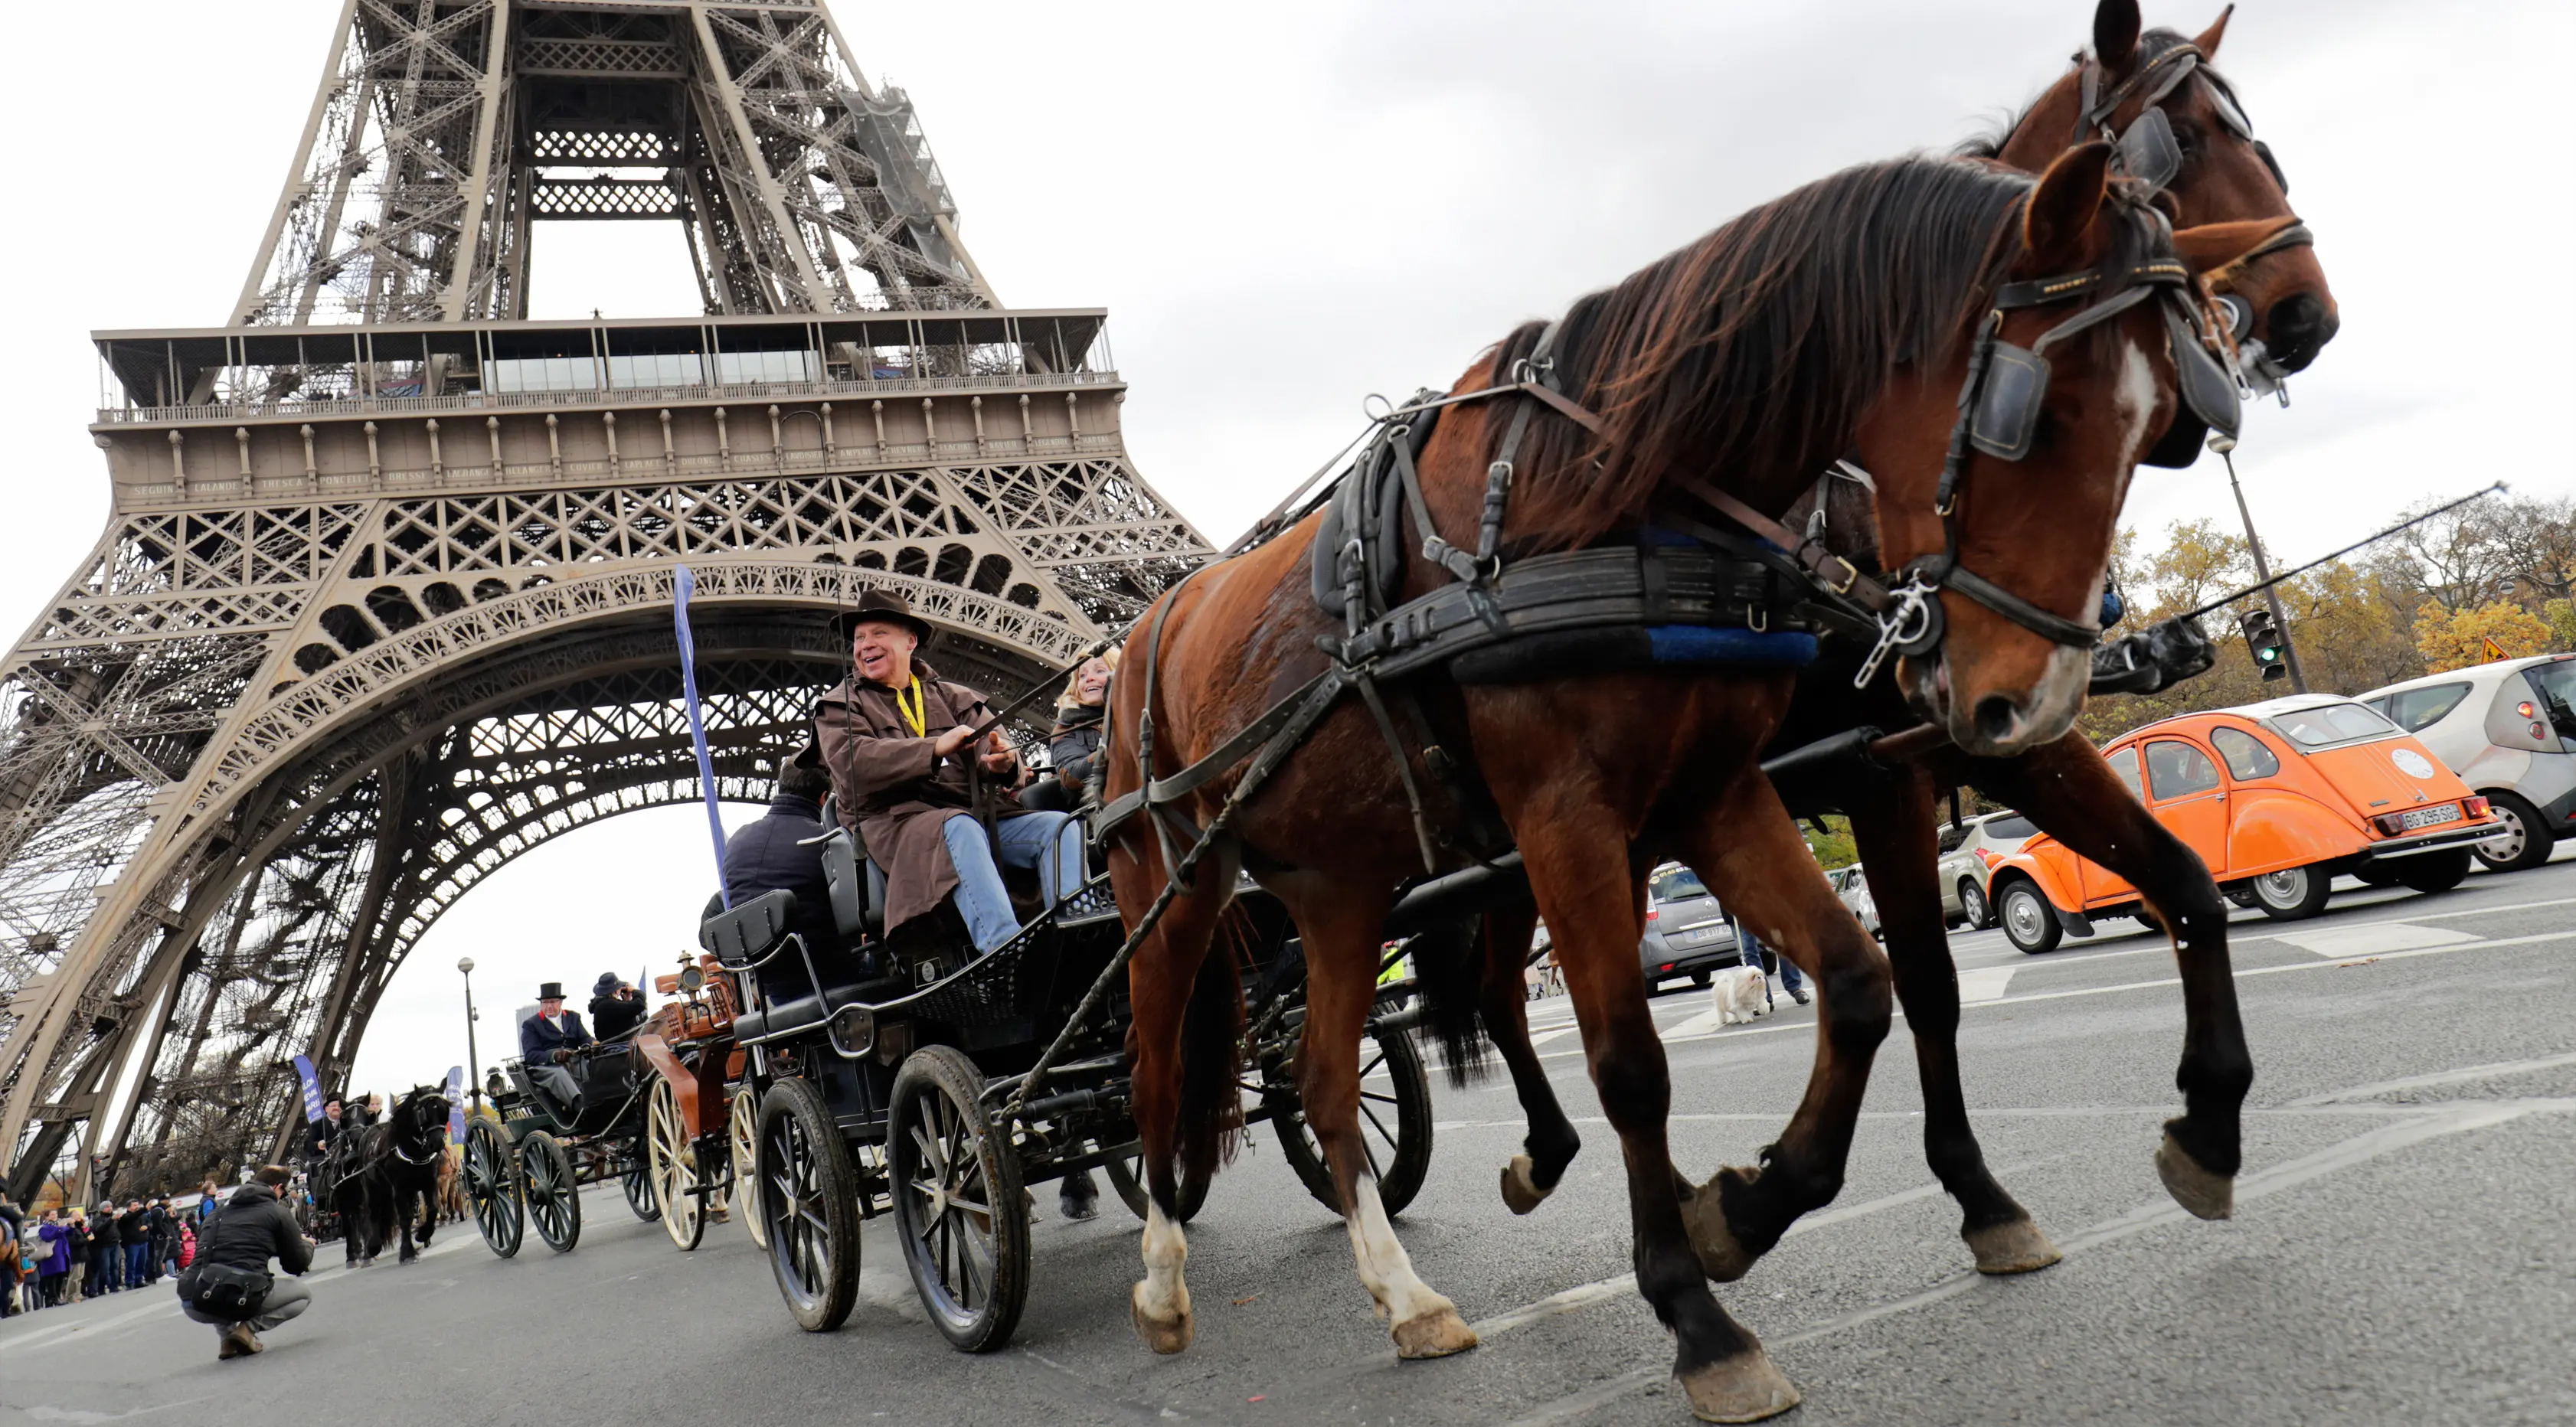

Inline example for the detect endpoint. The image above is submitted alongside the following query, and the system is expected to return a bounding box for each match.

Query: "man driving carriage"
[811,590,1084,957]
[518,981,593,1105]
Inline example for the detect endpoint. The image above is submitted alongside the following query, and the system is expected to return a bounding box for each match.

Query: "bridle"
[2070,34,2314,395]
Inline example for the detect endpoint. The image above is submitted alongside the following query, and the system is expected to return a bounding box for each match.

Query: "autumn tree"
[2412,601,2555,672]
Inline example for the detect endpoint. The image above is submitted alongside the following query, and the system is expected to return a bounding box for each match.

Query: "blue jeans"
[126,1242,150,1286]
[942,811,1084,954]
[1738,929,1805,1002]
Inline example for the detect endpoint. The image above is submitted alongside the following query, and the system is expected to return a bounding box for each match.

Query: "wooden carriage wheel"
[1269,1020,1435,1216]
[518,1128,583,1252]
[647,1073,704,1251]
[731,1082,767,1250]
[757,1077,860,1332]
[623,1144,661,1223]
[889,1045,1029,1353]
[463,1118,524,1259]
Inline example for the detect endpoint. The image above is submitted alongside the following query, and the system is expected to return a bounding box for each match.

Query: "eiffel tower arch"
[0,0,1210,1198]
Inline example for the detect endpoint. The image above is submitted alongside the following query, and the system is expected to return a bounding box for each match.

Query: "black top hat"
[537,981,565,1001]
[832,588,933,645]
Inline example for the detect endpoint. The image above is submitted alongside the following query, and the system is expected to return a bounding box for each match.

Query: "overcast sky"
[0,1,2565,1103]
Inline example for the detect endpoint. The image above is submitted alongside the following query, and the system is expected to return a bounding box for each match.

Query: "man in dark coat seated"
[588,973,648,1041]
[718,743,843,958]
[518,982,592,1107]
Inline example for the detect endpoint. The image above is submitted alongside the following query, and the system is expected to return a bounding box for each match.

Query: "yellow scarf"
[894,676,927,738]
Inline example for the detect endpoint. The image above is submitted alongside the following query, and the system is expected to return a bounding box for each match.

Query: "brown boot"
[217,1322,257,1360]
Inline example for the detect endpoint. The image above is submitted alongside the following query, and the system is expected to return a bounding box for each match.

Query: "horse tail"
[1175,903,1254,1185]
[1407,914,1494,1087]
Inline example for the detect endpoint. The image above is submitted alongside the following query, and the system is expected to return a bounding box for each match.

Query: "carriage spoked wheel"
[731,1083,768,1251]
[1102,1147,1208,1223]
[757,1077,860,1332]
[518,1128,583,1252]
[623,1143,661,1224]
[647,1074,704,1252]
[1268,1019,1435,1216]
[464,1118,524,1259]
[889,1044,1029,1353]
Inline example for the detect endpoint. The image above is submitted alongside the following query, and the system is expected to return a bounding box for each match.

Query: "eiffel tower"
[0,0,1209,1200]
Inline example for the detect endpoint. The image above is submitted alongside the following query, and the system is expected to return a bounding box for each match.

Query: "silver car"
[1935,812,2039,929]
[2362,653,2576,872]
[1637,863,1744,993]
[1827,865,1881,939]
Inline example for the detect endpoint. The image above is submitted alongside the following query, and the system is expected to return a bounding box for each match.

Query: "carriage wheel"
[890,1045,1030,1353]
[623,1144,661,1223]
[1102,1150,1208,1223]
[757,1077,860,1332]
[731,1083,769,1250]
[648,1073,704,1252]
[1269,1020,1435,1216]
[464,1118,524,1259]
[518,1129,583,1253]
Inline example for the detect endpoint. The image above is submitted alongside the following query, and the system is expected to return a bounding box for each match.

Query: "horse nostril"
[1974,695,2022,745]
[2264,294,2338,373]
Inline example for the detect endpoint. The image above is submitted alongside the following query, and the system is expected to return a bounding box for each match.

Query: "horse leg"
[1973,733,2249,1217]
[1275,877,1476,1358]
[1512,800,1796,1421]
[1675,767,1894,1282]
[1113,831,1237,1356]
[1476,903,1582,1214]
[1845,769,2058,1274]
[416,1174,438,1248]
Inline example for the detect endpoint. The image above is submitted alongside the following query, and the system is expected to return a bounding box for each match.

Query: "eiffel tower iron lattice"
[0,0,1211,1200]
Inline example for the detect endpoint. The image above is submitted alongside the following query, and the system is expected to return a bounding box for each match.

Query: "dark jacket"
[721,790,839,952]
[64,1221,88,1258]
[589,991,647,1042]
[518,1008,592,1061]
[116,1207,150,1246]
[175,1183,312,1302]
[302,1115,342,1161]
[811,662,1038,936]
[1048,702,1107,789]
[90,1212,121,1247]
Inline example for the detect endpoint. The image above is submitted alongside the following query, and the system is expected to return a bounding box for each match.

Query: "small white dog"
[1711,965,1770,1025]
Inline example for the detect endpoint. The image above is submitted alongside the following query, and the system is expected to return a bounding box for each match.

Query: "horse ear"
[2169,217,2276,275]
[2024,142,2115,269]
[2094,0,2142,71]
[2193,4,2234,60]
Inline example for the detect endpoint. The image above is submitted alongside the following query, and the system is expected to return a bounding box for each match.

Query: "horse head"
[400,1084,452,1142]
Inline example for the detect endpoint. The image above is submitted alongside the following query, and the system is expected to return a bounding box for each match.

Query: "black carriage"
[459,1020,663,1258]
[703,824,1437,1351]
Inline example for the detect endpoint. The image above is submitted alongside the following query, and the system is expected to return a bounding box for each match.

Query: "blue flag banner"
[673,565,732,908]
[446,1065,466,1141]
[293,1054,325,1124]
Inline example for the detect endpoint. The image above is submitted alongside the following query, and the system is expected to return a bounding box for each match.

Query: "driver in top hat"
[810,589,1085,957]
[519,982,593,1105]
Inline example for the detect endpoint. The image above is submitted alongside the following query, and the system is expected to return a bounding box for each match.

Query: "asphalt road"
[6,854,2573,1427]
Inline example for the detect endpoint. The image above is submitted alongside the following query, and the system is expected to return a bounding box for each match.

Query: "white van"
[2360,653,2576,871]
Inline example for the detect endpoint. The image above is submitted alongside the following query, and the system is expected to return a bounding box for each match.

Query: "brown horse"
[1450,0,2330,1278]
[1109,146,2241,1420]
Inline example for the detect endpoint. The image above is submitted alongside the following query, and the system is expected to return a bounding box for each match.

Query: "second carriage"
[702,822,1440,1351]
[459,963,745,1257]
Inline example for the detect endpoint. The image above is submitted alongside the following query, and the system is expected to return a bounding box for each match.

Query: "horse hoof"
[1680,1174,1756,1283]
[1677,1347,1801,1423]
[1129,1285,1194,1355]
[1499,1154,1551,1216]
[2156,1129,2234,1220]
[1391,1305,1479,1360]
[1964,1218,2062,1275]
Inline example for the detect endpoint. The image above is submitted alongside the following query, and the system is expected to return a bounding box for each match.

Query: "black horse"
[333,1086,453,1266]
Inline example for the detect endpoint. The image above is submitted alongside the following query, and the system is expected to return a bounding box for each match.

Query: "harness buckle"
[1853,578,1938,690]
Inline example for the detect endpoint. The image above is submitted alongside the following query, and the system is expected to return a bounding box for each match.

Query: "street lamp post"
[458,957,483,1116]
[2215,439,2310,694]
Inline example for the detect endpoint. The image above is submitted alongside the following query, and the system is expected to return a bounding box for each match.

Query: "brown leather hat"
[832,588,932,645]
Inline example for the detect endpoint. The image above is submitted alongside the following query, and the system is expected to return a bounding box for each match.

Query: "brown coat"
[811,662,1038,936]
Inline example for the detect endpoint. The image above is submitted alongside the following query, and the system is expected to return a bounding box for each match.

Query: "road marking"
[1662,1007,1731,1038]
[2284,1048,2576,1106]
[1525,1026,1582,1048]
[1496,1096,2576,1427]
[2275,921,2480,958]
[1955,966,2016,1003]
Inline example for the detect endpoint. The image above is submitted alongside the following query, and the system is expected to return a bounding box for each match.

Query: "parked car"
[1985,694,2509,952]
[1827,865,1882,939]
[1935,811,2040,929]
[2359,653,2576,873]
[1638,863,1745,992]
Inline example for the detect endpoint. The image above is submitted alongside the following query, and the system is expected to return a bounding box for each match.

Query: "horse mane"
[1955,28,2202,159]
[1494,154,2036,550]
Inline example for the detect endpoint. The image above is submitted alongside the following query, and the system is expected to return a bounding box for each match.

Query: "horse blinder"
[1967,341,2050,462]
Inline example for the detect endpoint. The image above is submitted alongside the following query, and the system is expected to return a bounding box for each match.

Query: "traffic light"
[2238,606,2288,681]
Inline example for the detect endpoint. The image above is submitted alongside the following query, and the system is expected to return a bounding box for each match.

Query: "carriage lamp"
[458,957,484,1115]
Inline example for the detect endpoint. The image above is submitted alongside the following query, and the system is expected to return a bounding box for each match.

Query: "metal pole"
[2218,445,2308,694]
[458,958,482,1117]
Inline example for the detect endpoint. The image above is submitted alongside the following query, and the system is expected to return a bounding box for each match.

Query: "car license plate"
[1675,923,1724,946]
[2398,803,2460,831]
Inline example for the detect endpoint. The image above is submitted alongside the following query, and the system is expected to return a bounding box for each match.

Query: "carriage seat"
[700,888,801,965]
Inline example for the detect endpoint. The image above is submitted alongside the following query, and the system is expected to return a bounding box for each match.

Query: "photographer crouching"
[175,1164,314,1360]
